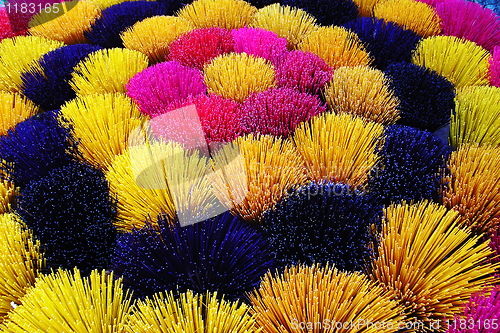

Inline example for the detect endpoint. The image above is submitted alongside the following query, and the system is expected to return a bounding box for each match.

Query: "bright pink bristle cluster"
[148,94,243,149]
[0,7,28,40]
[126,61,207,117]
[2,15,27,37]
[416,0,445,7]
[1,0,53,36]
[447,288,500,332]
[488,230,500,268]
[193,94,243,144]
[231,27,288,65]
[240,87,326,138]
[489,46,500,87]
[436,0,500,52]
[0,8,14,41]
[275,50,333,95]
[168,27,235,70]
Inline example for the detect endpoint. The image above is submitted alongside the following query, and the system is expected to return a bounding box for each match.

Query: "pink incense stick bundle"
[436,0,500,52]
[416,0,446,8]
[447,287,500,333]
[489,46,500,87]
[126,61,207,117]
[231,27,288,65]
[168,27,235,70]
[275,50,333,95]
[148,94,243,150]
[240,87,326,138]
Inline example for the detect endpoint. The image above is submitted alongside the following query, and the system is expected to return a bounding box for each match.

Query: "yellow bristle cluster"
[0,36,64,93]
[412,36,490,87]
[178,0,257,30]
[126,290,258,332]
[153,142,223,226]
[369,201,499,325]
[450,86,500,148]
[442,144,500,235]
[106,142,176,231]
[250,264,404,333]
[292,112,384,188]
[210,134,309,223]
[107,140,220,230]
[91,0,150,10]
[298,26,372,70]
[0,214,44,322]
[0,180,17,214]
[70,48,149,96]
[0,92,38,137]
[352,0,384,16]
[203,53,275,102]
[324,66,400,125]
[28,0,101,44]
[121,16,195,63]
[374,0,441,37]
[59,93,145,170]
[1,269,133,332]
[251,3,317,49]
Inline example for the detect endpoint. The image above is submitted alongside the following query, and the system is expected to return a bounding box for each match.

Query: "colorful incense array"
[1,0,500,331]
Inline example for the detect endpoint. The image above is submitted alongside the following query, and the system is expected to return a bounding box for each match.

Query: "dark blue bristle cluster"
[343,17,422,70]
[367,125,452,206]
[0,111,78,188]
[262,181,383,272]
[84,1,171,48]
[246,0,275,9]
[156,0,190,11]
[384,62,455,132]
[111,212,275,300]
[20,45,101,111]
[15,162,118,276]
[283,0,358,26]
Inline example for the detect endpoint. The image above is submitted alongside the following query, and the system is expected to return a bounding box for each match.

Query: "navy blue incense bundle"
[384,62,455,132]
[343,17,422,70]
[111,212,275,301]
[84,1,171,48]
[368,125,452,206]
[262,181,383,271]
[16,161,117,276]
[21,44,101,111]
[20,44,101,111]
[0,111,77,188]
